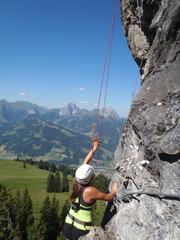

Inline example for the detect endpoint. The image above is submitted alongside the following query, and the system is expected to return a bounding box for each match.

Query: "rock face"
[81,0,180,239]
[107,0,180,239]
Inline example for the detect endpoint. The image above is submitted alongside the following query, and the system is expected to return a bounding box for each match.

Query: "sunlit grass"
[0,160,106,225]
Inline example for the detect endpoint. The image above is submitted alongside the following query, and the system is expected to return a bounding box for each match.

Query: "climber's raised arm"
[83,137,101,164]
[63,149,118,240]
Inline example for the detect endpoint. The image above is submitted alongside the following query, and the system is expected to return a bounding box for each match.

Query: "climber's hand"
[92,136,101,150]
[111,182,118,194]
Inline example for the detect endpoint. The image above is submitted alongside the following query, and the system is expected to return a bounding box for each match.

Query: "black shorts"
[63,223,89,240]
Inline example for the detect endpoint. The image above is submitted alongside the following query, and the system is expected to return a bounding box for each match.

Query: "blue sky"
[0,0,139,117]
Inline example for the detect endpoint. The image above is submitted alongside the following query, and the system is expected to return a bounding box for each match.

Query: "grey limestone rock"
[79,226,116,240]
[108,0,180,239]
[81,0,180,239]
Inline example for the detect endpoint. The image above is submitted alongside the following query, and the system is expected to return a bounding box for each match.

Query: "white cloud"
[74,86,85,91]
[79,101,89,105]
[20,92,28,96]
[79,101,88,104]
[19,92,33,98]
[79,87,85,91]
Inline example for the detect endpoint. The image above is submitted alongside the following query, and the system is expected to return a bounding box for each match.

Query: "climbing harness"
[67,212,93,227]
[65,186,95,232]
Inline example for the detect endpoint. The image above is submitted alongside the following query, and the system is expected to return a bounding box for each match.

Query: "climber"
[63,137,118,240]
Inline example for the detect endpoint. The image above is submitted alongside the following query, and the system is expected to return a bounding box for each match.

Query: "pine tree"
[47,173,54,192]
[26,224,37,240]
[54,172,61,192]
[50,163,57,173]
[61,173,69,192]
[19,189,34,239]
[0,184,11,239]
[47,172,62,193]
[94,174,110,193]
[39,196,51,240]
[39,196,60,240]
[0,185,35,240]
[49,197,60,239]
[9,190,22,234]
[35,220,46,240]
[60,200,70,230]
[23,161,26,168]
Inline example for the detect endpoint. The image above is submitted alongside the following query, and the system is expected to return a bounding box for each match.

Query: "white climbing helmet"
[75,164,94,185]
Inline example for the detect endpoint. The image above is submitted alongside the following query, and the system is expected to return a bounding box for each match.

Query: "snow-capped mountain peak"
[99,107,119,121]
[59,103,80,116]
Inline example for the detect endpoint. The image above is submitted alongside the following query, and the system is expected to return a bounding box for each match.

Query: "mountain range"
[0,100,125,166]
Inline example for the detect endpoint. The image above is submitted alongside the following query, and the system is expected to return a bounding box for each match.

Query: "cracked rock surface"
[81,0,180,239]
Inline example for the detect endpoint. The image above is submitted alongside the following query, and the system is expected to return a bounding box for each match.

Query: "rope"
[99,0,118,139]
[114,191,180,203]
[93,0,118,140]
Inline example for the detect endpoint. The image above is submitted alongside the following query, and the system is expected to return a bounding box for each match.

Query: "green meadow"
[0,160,106,225]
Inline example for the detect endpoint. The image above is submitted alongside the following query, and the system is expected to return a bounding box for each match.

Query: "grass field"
[0,160,106,225]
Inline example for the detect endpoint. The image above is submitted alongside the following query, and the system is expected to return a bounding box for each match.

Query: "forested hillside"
[0,160,108,240]
[0,100,125,166]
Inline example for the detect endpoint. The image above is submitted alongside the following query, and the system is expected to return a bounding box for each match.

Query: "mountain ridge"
[0,100,122,122]
[0,100,125,166]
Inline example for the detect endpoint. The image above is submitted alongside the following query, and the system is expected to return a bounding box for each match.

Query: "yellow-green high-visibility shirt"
[65,187,96,231]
